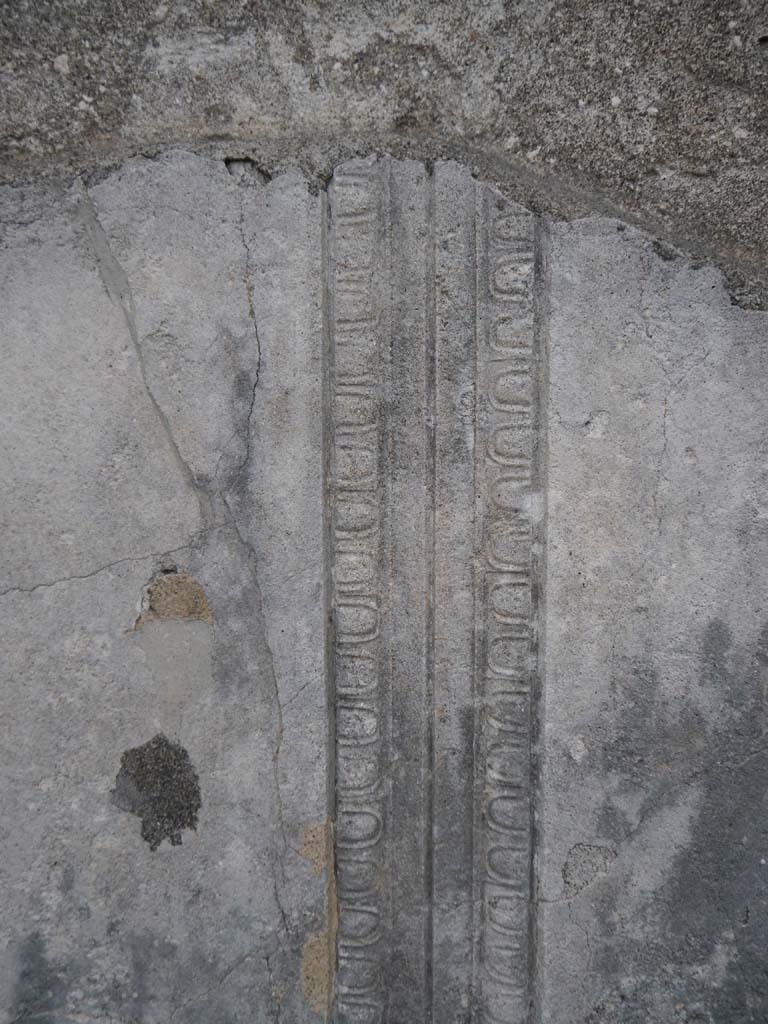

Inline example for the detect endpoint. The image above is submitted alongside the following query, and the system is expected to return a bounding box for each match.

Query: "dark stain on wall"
[8,932,70,1024]
[112,734,201,851]
[585,619,768,1021]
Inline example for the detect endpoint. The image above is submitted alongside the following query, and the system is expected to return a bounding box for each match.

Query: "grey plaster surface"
[1,154,327,1023]
[1,147,767,1024]
[541,218,768,1022]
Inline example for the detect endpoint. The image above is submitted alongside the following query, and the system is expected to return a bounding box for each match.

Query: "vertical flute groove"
[424,165,437,1024]
[320,186,338,1022]
[471,178,482,1023]
[528,212,551,1024]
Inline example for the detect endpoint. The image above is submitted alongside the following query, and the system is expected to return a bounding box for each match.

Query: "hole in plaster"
[134,567,212,630]
[224,157,272,185]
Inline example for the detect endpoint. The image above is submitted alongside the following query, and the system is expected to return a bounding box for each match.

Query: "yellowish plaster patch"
[134,569,213,629]
[301,930,331,1016]
[300,819,337,1019]
[299,821,329,876]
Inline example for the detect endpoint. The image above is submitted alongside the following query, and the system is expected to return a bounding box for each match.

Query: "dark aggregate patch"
[112,733,201,851]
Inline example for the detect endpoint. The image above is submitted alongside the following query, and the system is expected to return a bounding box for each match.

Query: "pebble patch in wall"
[111,734,201,850]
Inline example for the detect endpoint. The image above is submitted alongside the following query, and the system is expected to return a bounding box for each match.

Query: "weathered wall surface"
[3,148,766,1022]
[542,217,768,1022]
[1,155,329,1023]
[2,5,768,1024]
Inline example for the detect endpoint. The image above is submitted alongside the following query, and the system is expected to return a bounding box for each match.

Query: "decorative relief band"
[474,189,538,1024]
[325,161,541,1024]
[328,164,386,1024]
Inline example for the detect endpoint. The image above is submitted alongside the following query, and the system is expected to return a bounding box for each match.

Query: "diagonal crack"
[212,194,261,488]
[233,192,261,480]
[236,196,262,387]
[221,198,289,941]
[264,950,283,1024]
[0,528,225,599]
[77,180,214,528]
[78,178,288,954]
[220,490,290,947]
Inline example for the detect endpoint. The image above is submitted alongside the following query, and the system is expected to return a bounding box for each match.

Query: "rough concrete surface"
[1,5,768,1024]
[1,1,768,303]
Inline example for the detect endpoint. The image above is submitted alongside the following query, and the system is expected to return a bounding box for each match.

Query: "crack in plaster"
[0,529,225,600]
[77,179,290,950]
[77,181,214,529]
[212,196,260,488]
